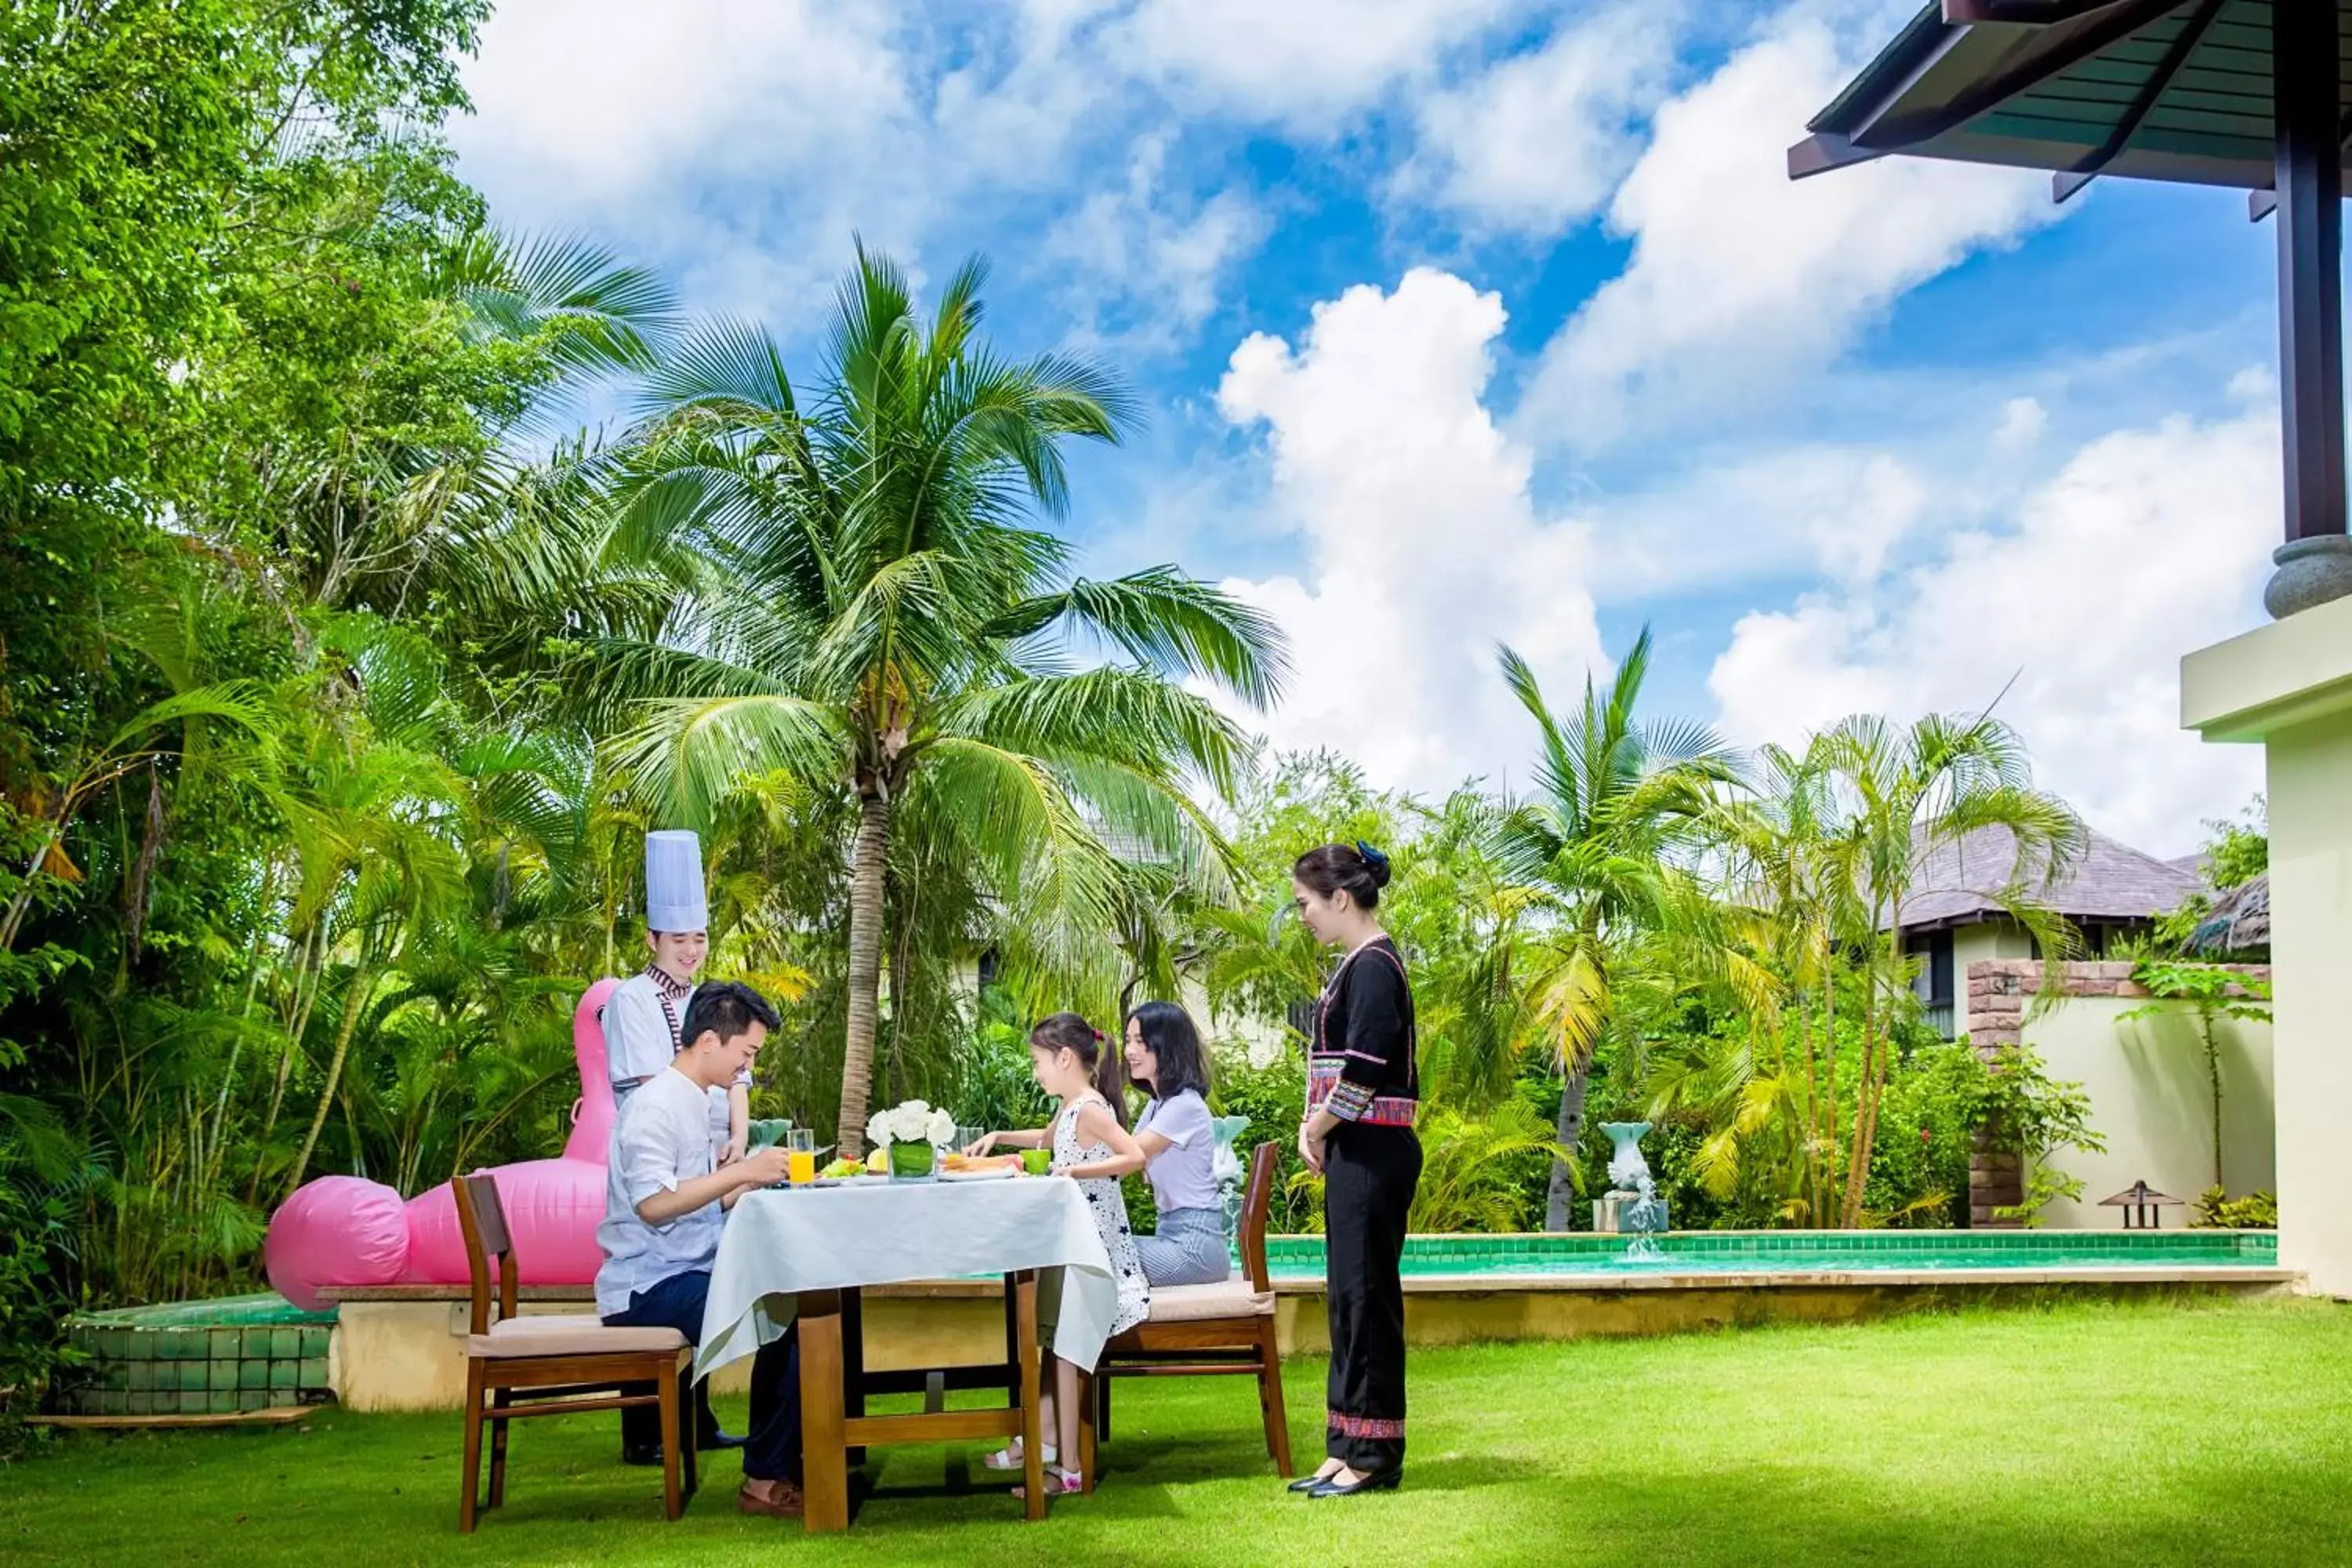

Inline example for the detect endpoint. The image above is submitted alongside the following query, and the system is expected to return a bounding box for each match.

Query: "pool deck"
[315,1241,2296,1410]
[1348,1265,2298,1292]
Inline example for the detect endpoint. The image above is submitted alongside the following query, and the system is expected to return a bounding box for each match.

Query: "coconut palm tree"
[1491,629,1759,1232]
[1696,740,1857,1224]
[1807,713,2083,1225]
[588,246,1286,1152]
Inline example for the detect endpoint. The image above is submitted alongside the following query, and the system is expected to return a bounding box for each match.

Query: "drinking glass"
[786,1127,817,1184]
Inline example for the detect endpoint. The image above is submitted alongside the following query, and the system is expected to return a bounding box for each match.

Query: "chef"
[603,829,750,1167]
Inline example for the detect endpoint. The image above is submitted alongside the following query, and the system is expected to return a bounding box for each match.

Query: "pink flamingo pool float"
[265,979,620,1310]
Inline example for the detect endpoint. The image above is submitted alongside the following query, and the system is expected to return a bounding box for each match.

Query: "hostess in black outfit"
[1308,935,1421,1477]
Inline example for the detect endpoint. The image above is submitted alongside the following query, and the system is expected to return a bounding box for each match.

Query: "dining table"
[697,1170,1120,1531]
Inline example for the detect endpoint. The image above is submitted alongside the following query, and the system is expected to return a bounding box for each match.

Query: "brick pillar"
[1963,962,2027,1228]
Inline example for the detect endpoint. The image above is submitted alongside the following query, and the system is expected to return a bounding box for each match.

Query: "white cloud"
[1577,444,1933,600]
[453,2,915,218]
[1397,2,1682,234]
[1519,12,2057,451]
[1211,269,1605,793]
[1708,390,2278,855]
[1993,395,2049,454]
[1110,0,1525,129]
[1044,133,1268,352]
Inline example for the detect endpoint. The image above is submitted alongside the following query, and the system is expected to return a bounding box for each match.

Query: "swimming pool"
[1261,1229,2280,1282]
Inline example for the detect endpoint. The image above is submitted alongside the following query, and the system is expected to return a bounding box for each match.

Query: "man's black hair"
[679,979,781,1049]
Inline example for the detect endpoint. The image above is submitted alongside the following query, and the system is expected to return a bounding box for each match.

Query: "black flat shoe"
[622,1442,664,1467]
[1308,1468,1402,1497]
[698,1428,746,1452]
[1287,1470,1340,1493]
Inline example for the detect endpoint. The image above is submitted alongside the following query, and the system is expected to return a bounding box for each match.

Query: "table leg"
[797,1289,850,1533]
[841,1286,867,1468]
[1001,1271,1021,1404]
[1076,1364,1096,1494]
[1013,1269,1044,1521]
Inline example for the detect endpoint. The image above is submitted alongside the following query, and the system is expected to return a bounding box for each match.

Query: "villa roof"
[1893,824,2208,931]
[2190,871,2271,952]
[1791,2,2352,200]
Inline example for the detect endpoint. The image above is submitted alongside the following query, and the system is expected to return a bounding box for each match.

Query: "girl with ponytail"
[964,1012,1149,1496]
[1288,840,1421,1499]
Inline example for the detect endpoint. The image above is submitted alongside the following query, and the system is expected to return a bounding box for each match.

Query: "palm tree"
[1807,713,2083,1225]
[1700,740,1854,1224]
[590,246,1286,1152]
[1491,628,1759,1232]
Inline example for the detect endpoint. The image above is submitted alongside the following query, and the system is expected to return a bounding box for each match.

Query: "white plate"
[807,1173,891,1187]
[938,1165,1019,1182]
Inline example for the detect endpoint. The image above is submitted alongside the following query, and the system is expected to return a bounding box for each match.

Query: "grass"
[6,1297,2350,1566]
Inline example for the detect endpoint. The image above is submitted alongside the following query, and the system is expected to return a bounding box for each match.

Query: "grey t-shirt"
[1135,1089,1217,1212]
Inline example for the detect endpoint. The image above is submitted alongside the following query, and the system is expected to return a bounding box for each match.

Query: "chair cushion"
[465,1315,689,1359]
[1144,1281,1276,1324]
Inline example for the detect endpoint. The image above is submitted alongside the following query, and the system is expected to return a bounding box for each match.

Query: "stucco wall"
[1953,921,2036,971]
[1966,961,2274,1230]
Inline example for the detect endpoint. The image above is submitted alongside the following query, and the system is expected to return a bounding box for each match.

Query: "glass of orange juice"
[786,1127,817,1184]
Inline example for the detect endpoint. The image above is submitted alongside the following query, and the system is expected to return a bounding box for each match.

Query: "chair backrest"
[451,1172,518,1335]
[1240,1142,1278,1294]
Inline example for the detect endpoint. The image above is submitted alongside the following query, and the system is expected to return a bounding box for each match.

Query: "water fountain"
[1210,1113,1251,1253]
[1595,1121,1670,1260]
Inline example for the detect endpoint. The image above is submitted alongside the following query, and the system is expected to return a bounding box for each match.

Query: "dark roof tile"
[1893,824,2205,930]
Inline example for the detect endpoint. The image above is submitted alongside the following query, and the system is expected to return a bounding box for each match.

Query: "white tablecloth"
[696,1177,1119,1377]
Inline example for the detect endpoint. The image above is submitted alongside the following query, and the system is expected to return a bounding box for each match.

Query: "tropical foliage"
[5,0,2218,1449]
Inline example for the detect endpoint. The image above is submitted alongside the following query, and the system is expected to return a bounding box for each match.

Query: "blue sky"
[451,0,2281,855]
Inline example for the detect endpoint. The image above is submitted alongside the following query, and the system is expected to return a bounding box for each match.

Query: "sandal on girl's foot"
[1011,1465,1085,1500]
[982,1440,1056,1472]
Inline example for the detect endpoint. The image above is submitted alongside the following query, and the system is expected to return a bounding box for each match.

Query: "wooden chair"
[1087,1141,1292,1480]
[452,1173,699,1531]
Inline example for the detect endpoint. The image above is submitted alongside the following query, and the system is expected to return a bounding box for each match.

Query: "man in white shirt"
[598,980,804,1519]
[605,829,750,1163]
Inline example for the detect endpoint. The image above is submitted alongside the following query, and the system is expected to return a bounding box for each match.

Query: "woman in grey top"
[1123,1001,1232,1287]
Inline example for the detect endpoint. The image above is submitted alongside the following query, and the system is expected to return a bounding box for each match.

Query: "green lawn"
[7,1297,2350,1566]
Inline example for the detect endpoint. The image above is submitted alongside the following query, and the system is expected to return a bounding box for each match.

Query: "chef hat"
[644,829,709,933]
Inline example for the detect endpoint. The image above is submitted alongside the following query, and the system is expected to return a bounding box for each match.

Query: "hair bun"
[1354,840,1393,888]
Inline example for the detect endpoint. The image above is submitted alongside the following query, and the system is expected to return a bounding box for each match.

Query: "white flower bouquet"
[866,1098,956,1179]
[865,1098,956,1149]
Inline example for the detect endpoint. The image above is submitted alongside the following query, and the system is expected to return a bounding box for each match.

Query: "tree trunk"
[1821,961,1839,1225]
[1545,1059,1592,1232]
[836,790,892,1156]
[283,963,375,1200]
[2201,1017,2225,1192]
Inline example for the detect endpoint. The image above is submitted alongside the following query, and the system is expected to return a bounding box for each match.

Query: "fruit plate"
[938,1165,1018,1182]
[808,1173,891,1188]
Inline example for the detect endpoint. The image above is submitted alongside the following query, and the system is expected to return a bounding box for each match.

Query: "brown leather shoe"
[737,1481,804,1519]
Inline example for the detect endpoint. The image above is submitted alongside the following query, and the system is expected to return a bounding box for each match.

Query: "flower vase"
[888,1141,936,1181]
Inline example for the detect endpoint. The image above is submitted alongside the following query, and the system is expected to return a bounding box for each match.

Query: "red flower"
[1919,1127,1933,1143]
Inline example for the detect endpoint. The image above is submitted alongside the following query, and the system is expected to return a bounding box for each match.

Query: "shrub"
[2191,1187,2278,1229]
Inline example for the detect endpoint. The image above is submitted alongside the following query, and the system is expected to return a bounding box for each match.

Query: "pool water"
[1260,1229,2278,1281]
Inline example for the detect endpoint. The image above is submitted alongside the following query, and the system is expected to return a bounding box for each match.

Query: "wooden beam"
[1944,0,2140,20]
[2274,0,2346,543]
[1788,132,1885,181]
[1857,0,2192,152]
[841,1409,1021,1445]
[2051,0,2227,202]
[29,1406,319,1430]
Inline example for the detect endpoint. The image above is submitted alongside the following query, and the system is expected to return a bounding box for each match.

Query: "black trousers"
[605,1269,801,1484]
[1323,1123,1420,1473]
